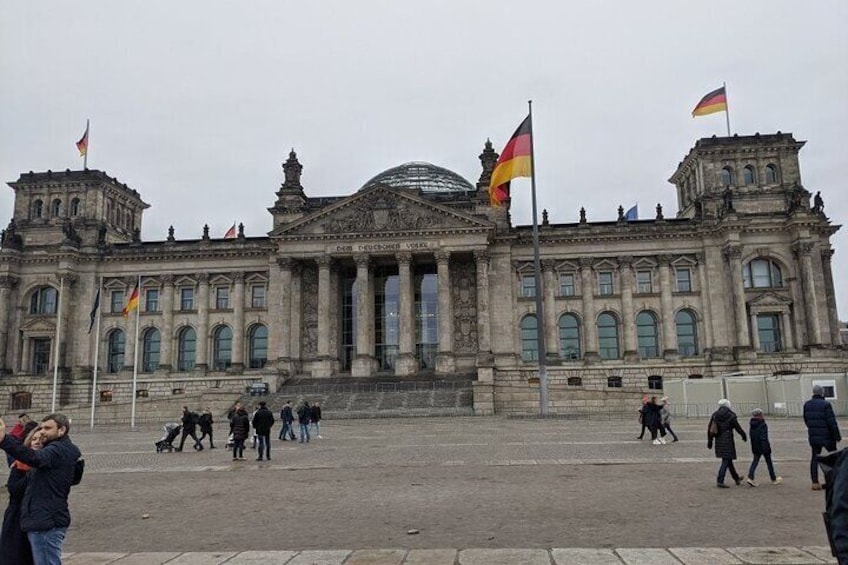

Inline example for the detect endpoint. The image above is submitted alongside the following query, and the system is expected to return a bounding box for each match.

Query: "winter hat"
[751,408,763,417]
[812,384,824,396]
[717,398,731,408]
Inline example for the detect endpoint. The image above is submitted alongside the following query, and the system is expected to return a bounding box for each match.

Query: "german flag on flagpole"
[489,114,532,207]
[122,285,139,318]
[692,86,728,117]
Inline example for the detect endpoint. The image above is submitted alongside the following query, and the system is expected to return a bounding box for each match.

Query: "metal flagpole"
[83,119,89,169]
[723,82,731,137]
[130,274,141,429]
[51,276,64,412]
[90,276,103,429]
[527,100,549,416]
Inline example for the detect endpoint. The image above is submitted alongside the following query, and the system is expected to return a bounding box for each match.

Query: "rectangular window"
[216,287,230,309]
[32,338,51,374]
[757,313,782,353]
[676,268,692,292]
[251,285,266,308]
[559,273,575,297]
[180,288,194,311]
[110,290,125,314]
[520,275,536,298]
[636,270,653,293]
[812,379,837,400]
[598,272,614,296]
[145,289,159,312]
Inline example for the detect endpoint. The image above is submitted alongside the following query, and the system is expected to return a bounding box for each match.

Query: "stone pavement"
[60,546,839,564]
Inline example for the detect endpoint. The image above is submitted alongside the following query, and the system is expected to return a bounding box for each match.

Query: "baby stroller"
[155,422,182,453]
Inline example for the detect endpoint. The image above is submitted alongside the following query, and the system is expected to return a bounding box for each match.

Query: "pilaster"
[794,241,821,347]
[618,256,637,361]
[580,258,599,361]
[435,250,455,374]
[195,273,209,371]
[159,275,174,370]
[352,253,375,376]
[395,252,417,376]
[232,272,245,370]
[474,250,493,368]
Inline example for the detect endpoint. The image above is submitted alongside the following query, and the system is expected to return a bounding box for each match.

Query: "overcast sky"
[2,2,847,316]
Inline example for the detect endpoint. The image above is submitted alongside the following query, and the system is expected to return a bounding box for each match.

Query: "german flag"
[76,121,89,156]
[489,115,532,207]
[122,286,139,318]
[692,86,728,117]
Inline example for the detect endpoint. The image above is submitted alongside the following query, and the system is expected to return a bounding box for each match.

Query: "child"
[746,408,782,486]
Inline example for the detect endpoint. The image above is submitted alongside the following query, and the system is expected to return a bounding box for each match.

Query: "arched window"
[720,167,735,186]
[29,286,58,314]
[177,327,196,371]
[51,199,62,217]
[142,328,161,372]
[520,315,539,361]
[743,165,756,185]
[213,325,233,370]
[107,330,125,373]
[70,198,81,216]
[32,199,43,218]
[597,312,620,359]
[743,259,783,288]
[765,164,779,184]
[249,325,268,369]
[636,311,659,358]
[558,313,581,360]
[675,310,699,356]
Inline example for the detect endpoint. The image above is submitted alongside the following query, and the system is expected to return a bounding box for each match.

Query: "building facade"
[0,132,843,416]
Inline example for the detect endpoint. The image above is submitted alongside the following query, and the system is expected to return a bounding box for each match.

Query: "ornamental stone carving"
[315,255,332,268]
[196,273,210,284]
[0,275,19,289]
[821,248,835,263]
[435,251,451,264]
[579,257,594,269]
[353,253,370,268]
[541,259,557,272]
[617,255,633,267]
[792,241,814,257]
[232,272,245,283]
[722,245,742,262]
[395,251,412,265]
[160,274,174,285]
[300,263,318,356]
[277,257,293,270]
[323,191,468,234]
[451,261,478,354]
[472,249,489,265]
[656,254,672,266]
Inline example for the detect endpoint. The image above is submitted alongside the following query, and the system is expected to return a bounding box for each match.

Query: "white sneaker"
[652,439,661,445]
[659,437,667,444]
[772,477,783,485]
[318,435,323,439]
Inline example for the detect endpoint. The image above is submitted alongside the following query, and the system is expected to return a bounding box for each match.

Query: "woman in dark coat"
[707,399,747,487]
[0,427,43,565]
[230,408,250,461]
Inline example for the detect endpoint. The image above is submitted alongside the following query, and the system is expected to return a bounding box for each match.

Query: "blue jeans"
[28,527,67,565]
[279,421,296,440]
[299,423,310,442]
[717,458,740,484]
[256,433,270,458]
[312,421,321,436]
[811,444,824,483]
[748,453,777,481]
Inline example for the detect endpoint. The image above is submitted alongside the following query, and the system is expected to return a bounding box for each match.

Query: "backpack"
[708,418,718,438]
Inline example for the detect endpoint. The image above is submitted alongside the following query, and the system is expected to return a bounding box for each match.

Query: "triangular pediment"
[271,186,492,238]
[747,291,792,307]
[21,316,57,333]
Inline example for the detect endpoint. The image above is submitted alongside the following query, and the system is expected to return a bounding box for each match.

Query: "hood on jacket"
[713,405,735,423]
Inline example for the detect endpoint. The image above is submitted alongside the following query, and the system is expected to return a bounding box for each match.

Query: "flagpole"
[527,100,549,416]
[83,119,89,169]
[51,276,65,412]
[90,276,103,429]
[723,82,731,137]
[130,274,141,429]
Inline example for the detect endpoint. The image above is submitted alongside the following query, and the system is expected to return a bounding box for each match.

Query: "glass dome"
[360,161,474,193]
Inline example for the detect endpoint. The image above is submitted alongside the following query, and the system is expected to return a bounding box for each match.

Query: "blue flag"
[88,288,100,334]
[625,204,638,221]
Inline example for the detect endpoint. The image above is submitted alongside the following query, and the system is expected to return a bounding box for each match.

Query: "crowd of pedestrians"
[636,396,677,444]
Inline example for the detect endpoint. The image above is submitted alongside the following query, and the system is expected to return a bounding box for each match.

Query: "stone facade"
[0,133,843,418]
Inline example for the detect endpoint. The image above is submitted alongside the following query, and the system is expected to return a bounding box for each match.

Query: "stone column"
[395,252,417,375]
[723,245,750,350]
[618,257,637,360]
[695,253,714,351]
[289,262,302,362]
[580,258,599,361]
[820,248,841,346]
[542,259,559,361]
[352,253,374,377]
[794,241,822,346]
[195,273,209,370]
[435,251,455,374]
[474,250,493,368]
[658,255,678,358]
[749,311,761,351]
[781,310,794,350]
[314,256,335,377]
[232,272,245,370]
[0,276,16,373]
[159,275,174,370]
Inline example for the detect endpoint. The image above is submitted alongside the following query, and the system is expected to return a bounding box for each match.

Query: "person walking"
[311,401,323,439]
[252,401,275,461]
[660,397,679,442]
[636,396,649,440]
[198,408,215,449]
[176,406,202,452]
[279,401,296,441]
[646,396,666,445]
[745,408,781,486]
[804,384,842,490]
[708,399,747,488]
[297,401,311,443]
[0,413,82,565]
[230,407,250,461]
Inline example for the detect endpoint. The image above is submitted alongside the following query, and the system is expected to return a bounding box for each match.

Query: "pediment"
[747,291,792,307]
[21,316,57,333]
[272,186,492,238]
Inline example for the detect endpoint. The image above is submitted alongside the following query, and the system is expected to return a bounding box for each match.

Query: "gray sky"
[2,2,847,315]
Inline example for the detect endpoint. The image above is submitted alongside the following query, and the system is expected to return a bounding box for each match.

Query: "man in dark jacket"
[819,448,848,563]
[279,400,296,441]
[198,407,215,449]
[804,384,842,490]
[177,406,202,452]
[0,413,82,565]
[252,401,275,461]
[298,401,311,443]
[707,399,747,488]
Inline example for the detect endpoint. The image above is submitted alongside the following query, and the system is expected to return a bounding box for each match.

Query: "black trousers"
[198,429,214,448]
[179,429,200,450]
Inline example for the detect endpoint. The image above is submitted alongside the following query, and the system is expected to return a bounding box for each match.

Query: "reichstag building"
[0,132,842,416]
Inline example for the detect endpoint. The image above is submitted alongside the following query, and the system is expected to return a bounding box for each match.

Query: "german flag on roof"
[692,86,728,117]
[489,115,532,207]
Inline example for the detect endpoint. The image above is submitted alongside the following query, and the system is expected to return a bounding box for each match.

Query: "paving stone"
[667,548,741,565]
[63,553,127,564]
[403,549,458,565]
[286,550,352,565]
[459,548,551,565]
[164,552,238,564]
[111,553,182,564]
[615,548,681,565]
[345,549,407,564]
[726,547,826,564]
[552,547,622,564]
[800,546,838,564]
[225,550,297,564]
